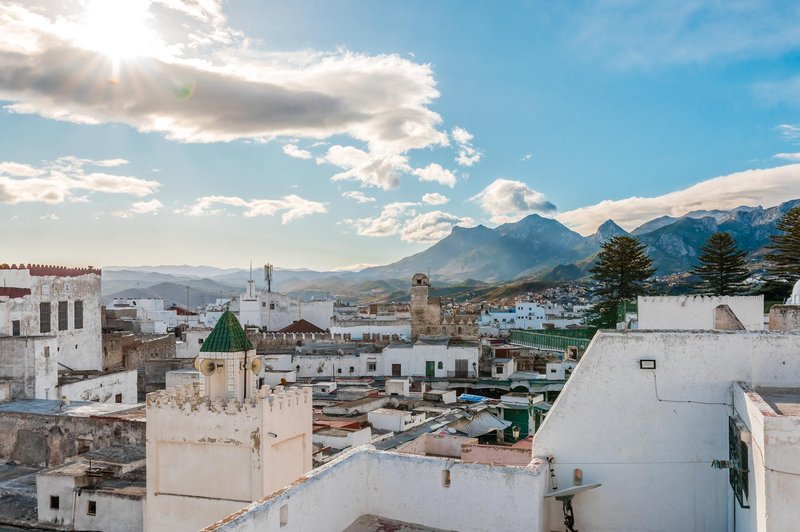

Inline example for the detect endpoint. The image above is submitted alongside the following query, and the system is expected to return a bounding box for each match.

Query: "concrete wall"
[638,295,764,331]
[206,447,548,532]
[58,369,138,404]
[0,410,144,467]
[313,427,372,450]
[396,433,476,458]
[531,330,800,532]
[367,409,426,433]
[73,489,144,532]
[460,443,533,466]
[330,321,411,340]
[0,336,58,400]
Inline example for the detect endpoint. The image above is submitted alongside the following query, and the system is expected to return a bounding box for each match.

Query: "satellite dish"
[199,359,217,376]
[250,357,263,374]
[192,356,200,371]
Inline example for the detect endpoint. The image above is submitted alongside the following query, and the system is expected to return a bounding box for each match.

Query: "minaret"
[195,310,258,401]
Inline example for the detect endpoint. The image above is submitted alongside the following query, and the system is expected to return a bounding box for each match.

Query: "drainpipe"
[70,487,79,530]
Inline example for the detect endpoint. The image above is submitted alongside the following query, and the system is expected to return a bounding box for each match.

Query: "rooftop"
[756,387,800,416]
[344,515,453,532]
[0,399,145,420]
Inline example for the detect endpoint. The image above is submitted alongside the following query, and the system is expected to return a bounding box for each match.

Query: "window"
[550,368,557,373]
[74,300,83,329]
[367,361,377,372]
[44,346,50,358]
[198,338,204,345]
[87,500,96,516]
[437,361,443,369]
[496,365,504,374]
[349,366,354,374]
[11,320,20,336]
[40,302,51,333]
[269,303,275,310]
[262,302,266,307]
[50,495,59,510]
[58,301,68,331]
[337,368,342,374]
[115,394,123,403]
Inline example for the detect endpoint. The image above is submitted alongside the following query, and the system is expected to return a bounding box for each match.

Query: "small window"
[337,368,342,374]
[58,301,68,331]
[349,366,354,373]
[115,394,123,403]
[87,500,96,516]
[496,366,504,374]
[269,303,275,310]
[40,302,51,333]
[74,301,83,329]
[550,368,557,373]
[198,338,204,345]
[44,346,50,358]
[50,495,59,510]
[11,320,20,336]
[367,362,377,372]
[262,302,266,307]
[437,361,443,370]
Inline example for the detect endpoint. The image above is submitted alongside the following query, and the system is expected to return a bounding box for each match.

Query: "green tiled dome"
[200,310,254,353]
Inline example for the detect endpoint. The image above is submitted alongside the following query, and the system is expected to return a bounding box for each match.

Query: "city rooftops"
[755,387,800,416]
[0,399,145,420]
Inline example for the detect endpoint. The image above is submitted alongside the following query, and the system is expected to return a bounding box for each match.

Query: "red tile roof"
[277,319,325,334]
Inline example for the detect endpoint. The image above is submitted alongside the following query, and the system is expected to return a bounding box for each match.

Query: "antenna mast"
[264,263,273,293]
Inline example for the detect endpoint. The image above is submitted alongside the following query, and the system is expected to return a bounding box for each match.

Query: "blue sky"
[1,0,800,270]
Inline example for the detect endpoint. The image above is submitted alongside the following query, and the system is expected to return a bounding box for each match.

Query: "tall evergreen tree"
[690,232,750,295]
[587,236,656,329]
[765,206,800,291]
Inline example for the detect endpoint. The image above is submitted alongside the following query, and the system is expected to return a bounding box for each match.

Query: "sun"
[78,0,158,78]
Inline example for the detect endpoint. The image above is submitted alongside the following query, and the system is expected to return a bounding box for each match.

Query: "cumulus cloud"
[422,192,449,205]
[400,211,475,242]
[558,164,800,235]
[112,199,163,218]
[777,124,800,140]
[282,144,312,160]
[39,213,58,220]
[0,156,160,204]
[412,163,457,188]
[349,202,418,237]
[0,2,450,191]
[321,145,411,189]
[471,178,557,224]
[342,191,376,204]
[451,127,482,167]
[181,194,326,223]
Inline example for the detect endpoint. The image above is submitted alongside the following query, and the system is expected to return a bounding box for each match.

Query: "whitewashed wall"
[381,344,479,378]
[57,369,138,403]
[532,330,800,532]
[638,295,764,331]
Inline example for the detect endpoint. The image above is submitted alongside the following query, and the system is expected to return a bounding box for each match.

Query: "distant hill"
[103,280,240,307]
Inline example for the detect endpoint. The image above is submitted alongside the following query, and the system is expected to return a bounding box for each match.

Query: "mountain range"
[102,199,799,303]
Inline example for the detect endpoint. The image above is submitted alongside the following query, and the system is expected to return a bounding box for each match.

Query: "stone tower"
[195,309,258,402]
[410,273,442,340]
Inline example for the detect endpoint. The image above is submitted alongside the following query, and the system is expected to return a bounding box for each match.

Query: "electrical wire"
[652,371,731,406]
[733,406,800,477]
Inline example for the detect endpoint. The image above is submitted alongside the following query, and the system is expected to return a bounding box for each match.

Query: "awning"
[448,411,512,437]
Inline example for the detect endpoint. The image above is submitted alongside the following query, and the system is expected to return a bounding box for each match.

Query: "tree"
[690,232,750,295]
[587,236,656,328]
[765,206,800,292]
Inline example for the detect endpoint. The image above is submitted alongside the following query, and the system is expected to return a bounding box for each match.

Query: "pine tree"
[765,206,800,291]
[690,232,750,296]
[587,236,656,328]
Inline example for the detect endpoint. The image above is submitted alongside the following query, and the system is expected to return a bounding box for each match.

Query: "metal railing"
[508,329,594,352]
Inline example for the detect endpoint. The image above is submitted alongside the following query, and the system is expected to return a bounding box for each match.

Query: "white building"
[145,310,313,532]
[367,408,427,433]
[515,302,547,329]
[638,295,764,331]
[203,302,800,532]
[0,264,136,403]
[236,279,333,331]
[381,339,480,379]
[107,298,178,334]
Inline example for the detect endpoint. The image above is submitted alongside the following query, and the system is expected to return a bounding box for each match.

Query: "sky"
[1,0,800,271]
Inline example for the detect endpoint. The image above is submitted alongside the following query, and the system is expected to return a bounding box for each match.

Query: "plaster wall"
[0,336,58,399]
[381,344,479,378]
[313,427,372,450]
[206,447,547,532]
[638,295,764,331]
[291,353,382,379]
[73,490,144,532]
[460,443,533,465]
[35,473,76,527]
[531,330,800,532]
[330,322,411,340]
[367,409,426,433]
[58,369,138,404]
[238,284,334,331]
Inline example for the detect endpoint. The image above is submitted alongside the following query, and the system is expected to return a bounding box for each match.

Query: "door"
[391,363,402,377]
[426,361,435,378]
[455,359,468,378]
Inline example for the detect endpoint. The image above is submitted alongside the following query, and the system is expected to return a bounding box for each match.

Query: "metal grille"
[729,416,750,508]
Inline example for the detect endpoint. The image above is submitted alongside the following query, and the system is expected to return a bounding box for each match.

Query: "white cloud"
[777,124,800,140]
[400,211,475,242]
[520,153,533,161]
[471,178,557,224]
[0,2,450,191]
[558,164,800,235]
[342,191,376,204]
[321,145,411,189]
[0,156,160,204]
[412,163,456,188]
[181,194,326,223]
[422,192,449,205]
[39,213,58,220]
[451,127,482,167]
[350,202,418,237]
[112,198,163,218]
[282,144,312,160]
[773,152,800,161]
[330,263,377,272]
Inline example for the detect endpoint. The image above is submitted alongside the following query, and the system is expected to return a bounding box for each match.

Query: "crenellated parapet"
[0,263,101,277]
[146,383,311,416]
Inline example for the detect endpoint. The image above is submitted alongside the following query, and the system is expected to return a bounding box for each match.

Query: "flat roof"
[756,387,800,417]
[0,399,145,420]
[344,515,454,532]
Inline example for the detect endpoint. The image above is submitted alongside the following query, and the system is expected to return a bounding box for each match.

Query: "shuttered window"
[74,300,84,329]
